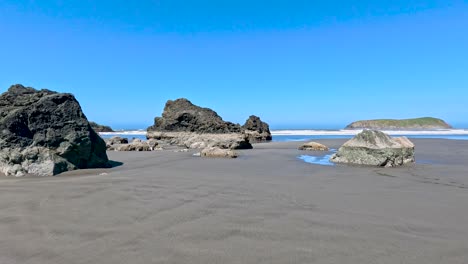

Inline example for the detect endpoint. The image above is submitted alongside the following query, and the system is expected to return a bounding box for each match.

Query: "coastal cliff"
[345,117,452,130]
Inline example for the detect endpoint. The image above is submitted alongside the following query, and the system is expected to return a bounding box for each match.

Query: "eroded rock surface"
[242,115,272,143]
[0,84,110,176]
[330,130,415,167]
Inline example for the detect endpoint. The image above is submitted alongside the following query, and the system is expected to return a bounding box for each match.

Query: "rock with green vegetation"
[330,130,415,167]
[90,121,114,132]
[345,117,452,130]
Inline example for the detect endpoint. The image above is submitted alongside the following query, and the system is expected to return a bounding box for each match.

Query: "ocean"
[99,129,468,141]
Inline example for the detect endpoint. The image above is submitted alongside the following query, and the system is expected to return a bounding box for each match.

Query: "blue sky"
[1,0,467,129]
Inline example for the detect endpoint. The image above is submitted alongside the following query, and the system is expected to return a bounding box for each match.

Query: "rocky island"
[0,84,110,176]
[345,117,452,130]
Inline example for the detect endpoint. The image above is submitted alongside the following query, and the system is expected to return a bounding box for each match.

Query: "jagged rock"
[299,142,329,151]
[147,99,252,149]
[200,147,238,158]
[0,84,110,176]
[330,130,415,167]
[89,121,114,132]
[242,115,272,143]
[147,98,241,133]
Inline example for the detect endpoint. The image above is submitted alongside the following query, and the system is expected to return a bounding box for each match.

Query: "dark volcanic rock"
[0,84,110,176]
[106,136,129,145]
[90,121,114,132]
[147,98,252,150]
[147,98,242,133]
[242,115,272,143]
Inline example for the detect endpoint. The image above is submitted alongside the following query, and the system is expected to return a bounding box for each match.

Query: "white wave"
[99,130,147,136]
[271,129,468,136]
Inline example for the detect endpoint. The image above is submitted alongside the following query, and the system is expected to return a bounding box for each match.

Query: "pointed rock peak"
[7,84,37,95]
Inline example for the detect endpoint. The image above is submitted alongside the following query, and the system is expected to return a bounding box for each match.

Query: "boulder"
[299,142,329,151]
[147,98,252,149]
[147,139,159,150]
[242,115,272,143]
[107,136,128,145]
[330,130,415,167]
[200,147,238,158]
[0,84,110,176]
[115,141,152,151]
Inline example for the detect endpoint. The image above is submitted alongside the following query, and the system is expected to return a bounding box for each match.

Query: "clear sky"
[1,0,467,129]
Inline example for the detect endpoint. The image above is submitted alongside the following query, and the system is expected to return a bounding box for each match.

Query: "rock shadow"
[108,160,124,168]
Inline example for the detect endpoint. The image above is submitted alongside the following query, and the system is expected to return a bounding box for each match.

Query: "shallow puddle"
[298,154,335,166]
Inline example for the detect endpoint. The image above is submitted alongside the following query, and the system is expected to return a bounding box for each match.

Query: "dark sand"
[1,139,468,264]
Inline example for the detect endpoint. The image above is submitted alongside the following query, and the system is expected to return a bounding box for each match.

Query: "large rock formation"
[0,84,110,176]
[345,117,452,130]
[330,130,415,167]
[242,115,272,143]
[90,121,114,132]
[147,99,252,150]
[148,98,242,133]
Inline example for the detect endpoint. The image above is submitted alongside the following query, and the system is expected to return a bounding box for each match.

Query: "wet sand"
[0,139,468,264]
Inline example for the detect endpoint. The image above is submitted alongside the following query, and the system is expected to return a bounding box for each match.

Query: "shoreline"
[1,139,467,263]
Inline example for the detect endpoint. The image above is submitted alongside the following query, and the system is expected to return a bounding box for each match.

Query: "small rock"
[108,136,128,145]
[200,147,238,158]
[299,142,329,151]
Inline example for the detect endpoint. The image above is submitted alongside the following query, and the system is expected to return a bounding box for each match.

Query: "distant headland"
[89,121,114,132]
[345,117,452,130]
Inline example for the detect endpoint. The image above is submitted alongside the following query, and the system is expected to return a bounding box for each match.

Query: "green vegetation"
[346,117,452,130]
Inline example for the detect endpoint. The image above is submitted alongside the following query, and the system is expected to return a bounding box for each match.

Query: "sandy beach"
[0,139,467,264]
